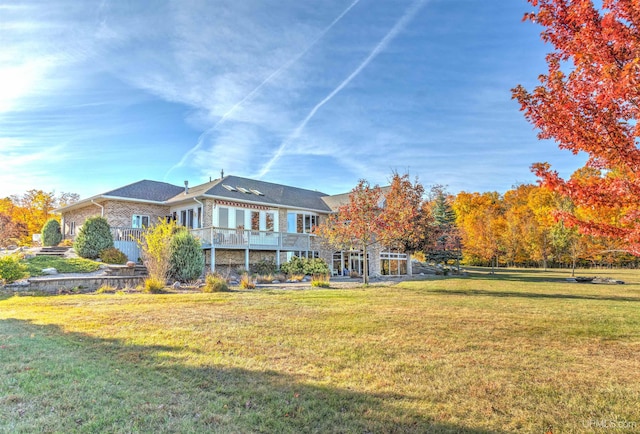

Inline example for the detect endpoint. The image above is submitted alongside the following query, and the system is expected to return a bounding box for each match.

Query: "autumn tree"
[513,0,640,254]
[0,213,28,248]
[316,180,383,284]
[453,191,506,272]
[0,191,79,245]
[378,173,426,274]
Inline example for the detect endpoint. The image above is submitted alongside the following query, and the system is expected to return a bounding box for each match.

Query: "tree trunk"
[362,243,369,285]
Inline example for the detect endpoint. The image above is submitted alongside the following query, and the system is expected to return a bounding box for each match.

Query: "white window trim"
[132,214,150,229]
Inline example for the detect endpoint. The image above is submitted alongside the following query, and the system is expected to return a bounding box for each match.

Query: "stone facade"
[61,204,103,239]
[61,200,170,239]
[202,198,215,227]
[103,200,170,228]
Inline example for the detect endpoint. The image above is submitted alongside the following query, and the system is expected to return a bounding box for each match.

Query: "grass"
[24,256,101,277]
[1,267,639,433]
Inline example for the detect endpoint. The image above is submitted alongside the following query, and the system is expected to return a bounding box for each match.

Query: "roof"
[321,185,392,212]
[54,179,186,213]
[169,175,333,212]
[104,180,185,202]
[56,175,335,214]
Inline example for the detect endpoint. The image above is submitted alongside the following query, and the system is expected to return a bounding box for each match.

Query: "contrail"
[255,0,427,178]
[165,0,362,179]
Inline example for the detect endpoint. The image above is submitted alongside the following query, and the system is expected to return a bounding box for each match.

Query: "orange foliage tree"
[0,190,79,245]
[453,192,506,272]
[316,180,384,284]
[512,0,640,254]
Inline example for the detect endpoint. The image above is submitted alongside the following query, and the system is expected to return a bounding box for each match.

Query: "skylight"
[236,186,251,194]
[222,184,236,191]
[250,189,264,196]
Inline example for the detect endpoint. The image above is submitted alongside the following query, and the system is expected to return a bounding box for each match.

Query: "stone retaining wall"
[4,276,144,294]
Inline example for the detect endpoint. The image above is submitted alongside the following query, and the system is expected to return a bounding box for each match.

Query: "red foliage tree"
[512,0,640,254]
[316,180,384,284]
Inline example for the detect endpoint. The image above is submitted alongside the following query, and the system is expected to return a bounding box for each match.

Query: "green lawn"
[24,256,101,277]
[1,268,639,433]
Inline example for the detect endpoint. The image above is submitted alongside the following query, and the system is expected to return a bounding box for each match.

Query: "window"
[266,212,275,232]
[180,210,187,227]
[132,215,150,229]
[304,214,318,233]
[219,207,229,228]
[235,209,245,229]
[251,211,260,231]
[287,212,318,234]
[69,221,75,236]
[187,209,194,228]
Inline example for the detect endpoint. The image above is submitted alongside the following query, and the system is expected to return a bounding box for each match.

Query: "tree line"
[0,190,79,247]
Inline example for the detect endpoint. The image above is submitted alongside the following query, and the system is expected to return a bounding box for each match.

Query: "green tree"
[41,218,62,247]
[427,186,461,267]
[74,216,114,259]
[169,229,205,282]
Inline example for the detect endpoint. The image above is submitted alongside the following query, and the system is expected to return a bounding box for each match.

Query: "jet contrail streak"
[255,0,427,178]
[165,0,362,179]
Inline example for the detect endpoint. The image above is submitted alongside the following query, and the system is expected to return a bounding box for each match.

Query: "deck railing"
[111,227,144,242]
[108,226,312,251]
[190,227,312,251]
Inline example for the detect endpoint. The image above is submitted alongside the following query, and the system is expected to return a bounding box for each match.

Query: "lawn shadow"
[458,267,571,284]
[426,287,640,303]
[1,318,502,433]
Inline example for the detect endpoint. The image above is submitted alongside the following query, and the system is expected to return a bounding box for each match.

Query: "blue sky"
[0,0,584,199]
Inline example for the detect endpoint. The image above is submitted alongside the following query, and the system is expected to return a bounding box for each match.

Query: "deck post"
[245,248,249,272]
[210,247,216,273]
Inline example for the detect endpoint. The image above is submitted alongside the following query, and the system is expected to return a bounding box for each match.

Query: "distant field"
[1,268,639,433]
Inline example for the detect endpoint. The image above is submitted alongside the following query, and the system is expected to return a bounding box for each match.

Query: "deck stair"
[36,246,70,257]
[102,264,148,277]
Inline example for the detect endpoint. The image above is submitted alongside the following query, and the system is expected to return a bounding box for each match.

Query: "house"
[55,175,409,277]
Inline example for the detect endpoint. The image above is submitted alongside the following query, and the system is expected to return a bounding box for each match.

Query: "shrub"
[280,256,330,277]
[239,274,256,289]
[96,284,117,294]
[303,258,330,276]
[0,255,27,284]
[143,277,165,293]
[289,273,305,282]
[138,219,176,282]
[256,274,274,284]
[74,217,114,259]
[169,229,204,282]
[202,273,229,293]
[59,238,74,247]
[252,258,277,275]
[41,218,62,247]
[311,274,330,288]
[99,247,128,265]
[280,256,305,275]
